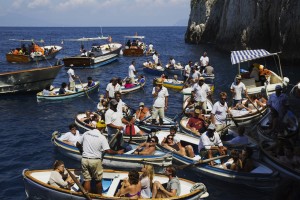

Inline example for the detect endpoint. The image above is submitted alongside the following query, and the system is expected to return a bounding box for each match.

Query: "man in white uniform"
[230,74,247,106]
[152,78,169,125]
[198,124,227,165]
[211,92,230,132]
[105,99,130,141]
[128,60,137,84]
[58,123,81,146]
[183,61,192,82]
[67,64,78,91]
[114,91,126,114]
[77,128,123,194]
[105,78,121,99]
[200,52,209,73]
[152,51,159,65]
[192,77,211,113]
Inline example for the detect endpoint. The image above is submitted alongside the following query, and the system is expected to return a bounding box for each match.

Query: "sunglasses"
[167,137,173,140]
[150,140,156,143]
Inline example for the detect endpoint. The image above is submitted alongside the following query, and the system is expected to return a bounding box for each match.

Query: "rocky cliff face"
[185,0,300,63]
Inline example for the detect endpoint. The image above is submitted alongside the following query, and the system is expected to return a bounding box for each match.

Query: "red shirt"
[187,117,205,130]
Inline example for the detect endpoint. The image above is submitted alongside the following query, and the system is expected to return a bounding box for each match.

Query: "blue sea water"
[0,27,299,200]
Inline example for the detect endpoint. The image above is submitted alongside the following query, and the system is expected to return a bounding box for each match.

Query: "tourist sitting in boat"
[223,126,248,147]
[42,84,56,96]
[255,91,267,107]
[115,170,142,198]
[134,136,158,155]
[124,78,135,89]
[97,95,109,114]
[204,63,214,75]
[58,123,82,146]
[222,149,243,171]
[184,97,197,117]
[81,111,93,125]
[172,75,181,84]
[231,102,252,113]
[161,126,195,158]
[13,48,19,55]
[186,108,209,136]
[198,124,227,166]
[48,160,74,189]
[85,76,95,88]
[167,57,176,69]
[135,102,150,121]
[90,114,101,128]
[126,39,131,49]
[240,147,254,172]
[137,74,145,85]
[139,164,154,198]
[152,166,181,198]
[58,82,69,95]
[145,59,153,67]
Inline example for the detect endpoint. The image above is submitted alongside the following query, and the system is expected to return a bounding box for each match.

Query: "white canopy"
[124,36,145,39]
[63,36,108,42]
[9,39,45,43]
[231,49,277,65]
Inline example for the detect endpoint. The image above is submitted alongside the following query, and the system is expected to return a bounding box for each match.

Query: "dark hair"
[170,126,177,132]
[61,82,67,88]
[53,160,64,170]
[69,123,77,130]
[166,166,176,177]
[151,136,159,143]
[114,91,121,97]
[87,77,93,81]
[244,147,253,158]
[128,170,139,185]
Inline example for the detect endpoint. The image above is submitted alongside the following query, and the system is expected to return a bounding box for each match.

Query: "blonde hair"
[142,165,154,188]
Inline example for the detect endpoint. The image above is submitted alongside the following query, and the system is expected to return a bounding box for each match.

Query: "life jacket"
[125,124,136,135]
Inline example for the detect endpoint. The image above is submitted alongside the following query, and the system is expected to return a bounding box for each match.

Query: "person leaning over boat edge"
[76,127,124,194]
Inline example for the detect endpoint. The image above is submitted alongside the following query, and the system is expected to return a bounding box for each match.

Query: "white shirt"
[58,130,81,146]
[78,129,110,159]
[211,101,228,124]
[192,71,201,81]
[152,86,169,107]
[200,56,209,66]
[140,176,151,198]
[42,89,51,96]
[184,64,191,77]
[106,83,121,98]
[230,81,246,100]
[192,83,210,102]
[105,108,124,136]
[198,131,223,152]
[170,59,176,65]
[67,68,75,82]
[128,64,136,78]
[153,54,159,64]
[117,99,126,114]
[149,44,153,51]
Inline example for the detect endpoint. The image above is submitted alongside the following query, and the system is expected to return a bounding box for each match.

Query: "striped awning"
[231,49,277,65]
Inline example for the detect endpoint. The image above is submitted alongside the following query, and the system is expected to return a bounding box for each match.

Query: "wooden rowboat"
[142,62,165,76]
[154,130,279,189]
[163,79,184,90]
[36,81,100,101]
[23,168,209,199]
[52,131,172,169]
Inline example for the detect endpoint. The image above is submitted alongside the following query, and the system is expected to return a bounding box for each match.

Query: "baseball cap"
[110,99,118,106]
[199,77,205,81]
[139,102,144,106]
[156,78,163,85]
[235,75,242,80]
[208,124,216,130]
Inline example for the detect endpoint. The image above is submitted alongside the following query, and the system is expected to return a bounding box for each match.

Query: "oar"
[137,115,152,124]
[109,129,121,147]
[177,155,229,170]
[78,77,92,99]
[246,95,263,116]
[65,168,92,200]
[229,112,239,127]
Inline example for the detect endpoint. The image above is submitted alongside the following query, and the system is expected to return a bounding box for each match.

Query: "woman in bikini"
[115,170,142,199]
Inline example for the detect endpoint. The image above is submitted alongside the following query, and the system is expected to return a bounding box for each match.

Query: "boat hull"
[36,82,100,101]
[123,48,144,56]
[155,130,279,189]
[120,82,145,94]
[23,169,207,200]
[63,54,118,68]
[52,132,172,169]
[0,65,63,94]
[136,116,177,132]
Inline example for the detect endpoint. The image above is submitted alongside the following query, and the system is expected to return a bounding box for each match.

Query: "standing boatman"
[67,64,79,91]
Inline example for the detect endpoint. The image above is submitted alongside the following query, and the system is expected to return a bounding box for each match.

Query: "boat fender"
[190,182,207,193]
